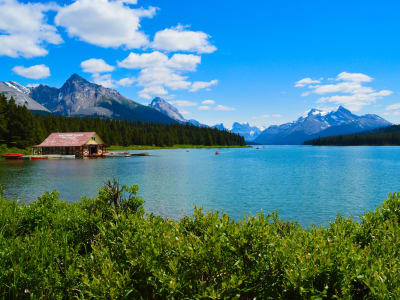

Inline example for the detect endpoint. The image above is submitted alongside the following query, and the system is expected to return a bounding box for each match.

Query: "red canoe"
[2,153,24,159]
[31,156,48,160]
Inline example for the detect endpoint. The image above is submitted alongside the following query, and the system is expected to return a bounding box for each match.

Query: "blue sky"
[2,0,400,128]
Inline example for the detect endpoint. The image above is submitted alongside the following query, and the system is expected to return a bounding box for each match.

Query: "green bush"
[1,182,400,298]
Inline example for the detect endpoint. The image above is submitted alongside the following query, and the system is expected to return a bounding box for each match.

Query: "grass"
[1,179,400,298]
[107,144,250,151]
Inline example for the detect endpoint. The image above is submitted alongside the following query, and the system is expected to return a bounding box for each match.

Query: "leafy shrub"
[1,182,400,298]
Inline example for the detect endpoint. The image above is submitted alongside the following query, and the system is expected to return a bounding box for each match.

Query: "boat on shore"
[104,152,150,157]
[31,156,48,160]
[2,153,25,159]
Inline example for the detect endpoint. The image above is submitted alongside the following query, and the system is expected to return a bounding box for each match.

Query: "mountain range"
[0,75,392,144]
[148,97,263,140]
[254,106,391,145]
[0,74,176,124]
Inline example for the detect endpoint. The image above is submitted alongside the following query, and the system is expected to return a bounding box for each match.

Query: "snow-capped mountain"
[255,106,391,145]
[231,122,262,141]
[0,81,49,112]
[149,97,186,123]
[2,74,176,124]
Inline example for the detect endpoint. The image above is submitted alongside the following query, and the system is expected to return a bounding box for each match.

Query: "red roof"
[36,132,97,147]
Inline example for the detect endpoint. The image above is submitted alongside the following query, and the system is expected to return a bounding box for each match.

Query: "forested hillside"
[305,124,400,146]
[0,95,245,148]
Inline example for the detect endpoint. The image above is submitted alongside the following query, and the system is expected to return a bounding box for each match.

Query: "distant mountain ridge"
[231,122,262,141]
[147,98,264,140]
[0,74,177,124]
[255,106,391,145]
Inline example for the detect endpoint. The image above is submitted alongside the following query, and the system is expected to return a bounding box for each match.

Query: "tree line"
[305,125,400,146]
[0,94,245,148]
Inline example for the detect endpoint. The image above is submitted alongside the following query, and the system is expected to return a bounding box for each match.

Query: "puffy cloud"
[167,54,201,71]
[12,64,50,79]
[90,73,135,88]
[81,58,115,73]
[152,25,216,54]
[137,67,191,91]
[139,86,168,100]
[169,100,197,107]
[215,104,235,111]
[118,51,168,69]
[119,51,206,99]
[190,80,218,92]
[116,77,135,87]
[386,103,400,111]
[55,0,156,49]
[312,82,374,95]
[198,105,211,111]
[92,73,115,88]
[202,99,215,105]
[337,72,373,82]
[296,72,392,111]
[295,78,321,87]
[180,110,190,115]
[118,51,201,71]
[0,0,62,58]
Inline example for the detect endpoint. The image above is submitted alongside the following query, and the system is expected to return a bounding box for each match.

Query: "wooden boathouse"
[33,132,106,158]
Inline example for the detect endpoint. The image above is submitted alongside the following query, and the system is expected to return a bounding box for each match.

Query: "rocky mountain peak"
[66,73,87,84]
[149,97,186,123]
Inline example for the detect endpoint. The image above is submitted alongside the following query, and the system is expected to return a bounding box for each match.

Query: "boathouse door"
[89,145,97,156]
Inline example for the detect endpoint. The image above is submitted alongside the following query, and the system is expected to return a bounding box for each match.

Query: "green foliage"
[1,182,400,298]
[305,124,400,146]
[0,94,245,149]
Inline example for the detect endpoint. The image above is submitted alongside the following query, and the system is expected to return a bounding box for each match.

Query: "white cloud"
[12,64,50,79]
[118,51,168,69]
[337,72,373,82]
[272,114,282,118]
[116,77,135,87]
[26,83,39,88]
[215,104,235,111]
[169,100,197,107]
[92,73,115,88]
[81,58,115,73]
[0,0,62,58]
[198,105,211,111]
[115,0,138,4]
[137,67,191,91]
[152,24,216,54]
[118,51,201,71]
[386,103,400,111]
[55,0,156,49]
[167,54,201,71]
[295,78,321,87]
[119,51,208,99]
[190,80,218,92]
[139,86,168,100]
[202,99,215,105]
[180,110,190,115]
[296,72,392,111]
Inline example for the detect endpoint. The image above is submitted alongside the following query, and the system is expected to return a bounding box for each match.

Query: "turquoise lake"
[1,146,399,227]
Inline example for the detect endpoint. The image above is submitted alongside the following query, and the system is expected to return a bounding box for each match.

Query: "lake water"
[1,146,399,227]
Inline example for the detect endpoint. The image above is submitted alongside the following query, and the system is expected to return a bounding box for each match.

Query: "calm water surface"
[1,146,399,227]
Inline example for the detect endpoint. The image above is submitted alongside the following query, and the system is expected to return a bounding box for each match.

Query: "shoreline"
[107,144,251,150]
